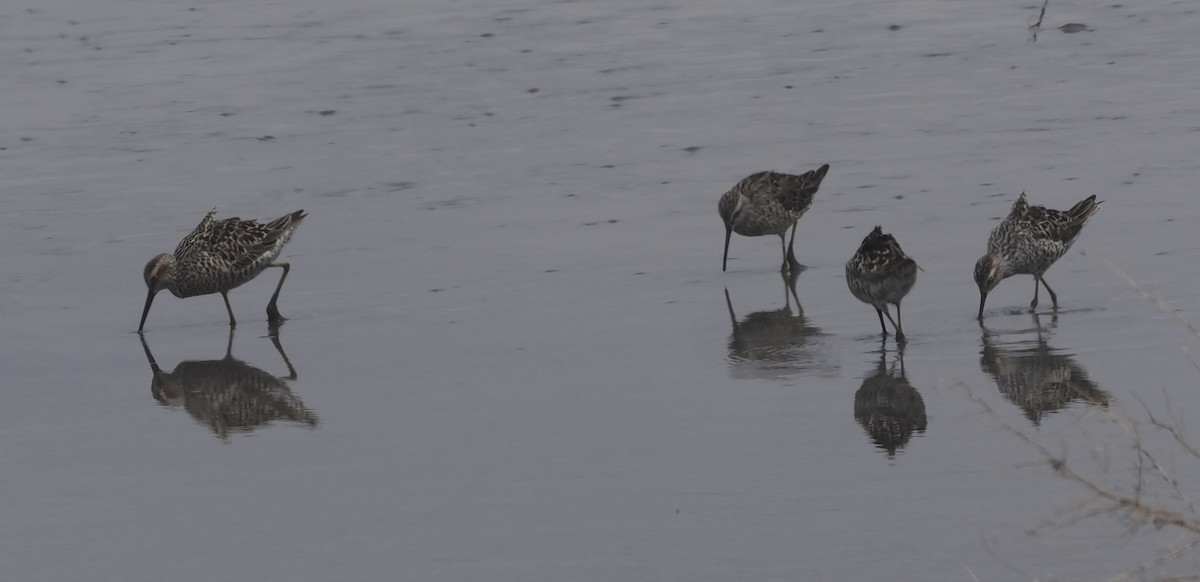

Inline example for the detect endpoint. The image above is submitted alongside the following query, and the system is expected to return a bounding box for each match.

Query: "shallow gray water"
[4,0,1200,579]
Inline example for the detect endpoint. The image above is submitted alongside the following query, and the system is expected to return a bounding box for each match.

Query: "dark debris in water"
[1059,23,1090,33]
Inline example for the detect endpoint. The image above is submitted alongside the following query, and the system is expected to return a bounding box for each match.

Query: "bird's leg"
[1030,276,1040,311]
[893,303,906,341]
[1039,276,1059,309]
[785,222,802,271]
[783,271,802,315]
[882,305,903,342]
[875,308,889,337]
[221,291,237,327]
[265,263,291,323]
[778,233,789,273]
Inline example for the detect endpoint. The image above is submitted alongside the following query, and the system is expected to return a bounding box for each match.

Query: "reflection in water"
[854,343,927,457]
[980,315,1108,426]
[140,328,319,439]
[725,271,835,379]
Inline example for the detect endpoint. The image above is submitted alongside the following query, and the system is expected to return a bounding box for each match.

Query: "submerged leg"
[265,263,291,323]
[221,291,237,327]
[1030,276,1040,311]
[875,308,889,337]
[882,305,903,341]
[267,325,298,380]
[782,270,802,314]
[893,303,906,341]
[1038,276,1059,308]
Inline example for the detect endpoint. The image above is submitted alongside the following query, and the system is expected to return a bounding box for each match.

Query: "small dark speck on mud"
[813,29,824,33]
[893,195,904,200]
[544,269,557,273]
[1122,180,1134,185]
[635,272,646,275]
[220,112,234,117]
[257,135,275,141]
[889,24,903,31]
[527,88,539,93]
[661,181,670,185]
[683,146,702,153]
[430,288,442,293]
[20,137,32,142]
[480,33,495,37]
[602,164,615,168]
[1155,251,1169,256]
[1132,172,1141,176]
[607,219,619,223]
[319,110,337,116]
[665,301,676,304]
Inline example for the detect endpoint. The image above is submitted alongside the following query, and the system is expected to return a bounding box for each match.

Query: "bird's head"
[973,254,1005,294]
[143,254,174,294]
[139,254,176,332]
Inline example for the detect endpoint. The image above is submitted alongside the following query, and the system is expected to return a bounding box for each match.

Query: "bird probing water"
[719,163,830,273]
[974,193,1100,319]
[139,208,306,332]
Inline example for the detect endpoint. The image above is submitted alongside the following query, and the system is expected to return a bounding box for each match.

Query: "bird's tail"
[808,164,831,188]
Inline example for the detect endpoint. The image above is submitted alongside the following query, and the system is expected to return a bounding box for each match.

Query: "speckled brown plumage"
[719,163,830,272]
[139,208,306,331]
[974,193,1100,319]
[846,226,918,340]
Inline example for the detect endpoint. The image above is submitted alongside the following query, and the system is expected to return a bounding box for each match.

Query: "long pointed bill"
[722,226,733,272]
[138,289,157,332]
[977,291,988,320]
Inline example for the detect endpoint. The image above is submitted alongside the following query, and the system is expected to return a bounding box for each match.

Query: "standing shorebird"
[974,193,1100,319]
[139,208,307,332]
[846,226,918,340]
[719,163,830,272]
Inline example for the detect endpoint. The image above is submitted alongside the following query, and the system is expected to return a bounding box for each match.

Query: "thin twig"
[1097,253,1200,341]
[1029,0,1050,42]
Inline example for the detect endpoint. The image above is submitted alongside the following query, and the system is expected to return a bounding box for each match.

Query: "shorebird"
[719,163,830,272]
[974,193,1100,319]
[846,226,918,340]
[139,208,307,331]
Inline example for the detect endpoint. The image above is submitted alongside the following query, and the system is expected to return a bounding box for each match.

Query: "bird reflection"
[979,314,1108,425]
[854,342,927,457]
[139,328,319,439]
[725,270,835,378]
